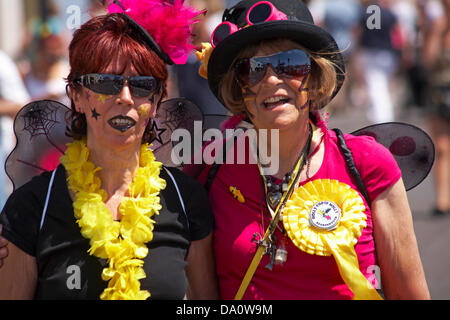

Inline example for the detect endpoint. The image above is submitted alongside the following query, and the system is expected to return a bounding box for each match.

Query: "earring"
[142,119,156,144]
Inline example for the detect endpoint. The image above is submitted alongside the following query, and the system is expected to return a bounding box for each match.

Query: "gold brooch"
[229,186,245,203]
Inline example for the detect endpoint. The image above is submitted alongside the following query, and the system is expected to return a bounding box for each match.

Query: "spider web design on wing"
[18,101,65,170]
[152,100,200,153]
[159,100,195,131]
[150,99,205,166]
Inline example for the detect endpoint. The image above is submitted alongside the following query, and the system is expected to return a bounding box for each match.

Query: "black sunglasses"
[234,49,311,87]
[75,73,161,97]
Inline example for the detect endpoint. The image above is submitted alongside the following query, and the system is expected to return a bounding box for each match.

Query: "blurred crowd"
[0,0,449,215]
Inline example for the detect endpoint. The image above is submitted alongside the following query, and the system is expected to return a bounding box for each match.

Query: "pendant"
[274,237,288,266]
[267,191,282,209]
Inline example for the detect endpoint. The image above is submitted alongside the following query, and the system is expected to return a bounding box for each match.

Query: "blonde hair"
[219,39,343,114]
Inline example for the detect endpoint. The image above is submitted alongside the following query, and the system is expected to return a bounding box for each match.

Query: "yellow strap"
[234,243,266,300]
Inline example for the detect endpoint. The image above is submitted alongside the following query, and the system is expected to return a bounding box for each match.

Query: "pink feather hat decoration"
[107,0,205,64]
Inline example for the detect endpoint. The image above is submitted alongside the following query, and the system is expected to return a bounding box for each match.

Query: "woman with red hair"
[0,1,218,300]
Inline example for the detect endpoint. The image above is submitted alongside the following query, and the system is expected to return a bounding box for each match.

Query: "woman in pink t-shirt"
[194,0,429,300]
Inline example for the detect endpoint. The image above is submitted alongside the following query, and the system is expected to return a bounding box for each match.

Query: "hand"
[0,224,9,268]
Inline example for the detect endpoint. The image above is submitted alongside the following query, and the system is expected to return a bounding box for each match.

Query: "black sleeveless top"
[0,165,214,299]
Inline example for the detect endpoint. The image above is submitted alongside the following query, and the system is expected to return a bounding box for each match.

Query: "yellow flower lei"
[283,179,382,300]
[60,139,166,300]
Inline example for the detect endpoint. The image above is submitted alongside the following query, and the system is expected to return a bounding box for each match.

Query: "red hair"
[66,14,168,141]
[67,13,168,87]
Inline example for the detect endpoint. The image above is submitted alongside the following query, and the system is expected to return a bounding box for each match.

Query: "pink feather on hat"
[107,0,204,64]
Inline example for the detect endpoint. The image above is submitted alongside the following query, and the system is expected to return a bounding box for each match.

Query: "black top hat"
[207,0,345,108]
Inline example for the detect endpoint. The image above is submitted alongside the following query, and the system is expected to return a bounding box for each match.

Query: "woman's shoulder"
[327,128,402,201]
[162,166,213,241]
[2,166,65,218]
[345,132,397,165]
[327,128,394,161]
[9,167,58,202]
[162,166,205,189]
[0,167,62,257]
[161,166,209,202]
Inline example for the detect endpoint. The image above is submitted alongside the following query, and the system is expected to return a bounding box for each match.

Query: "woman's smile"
[108,115,137,132]
[261,95,292,109]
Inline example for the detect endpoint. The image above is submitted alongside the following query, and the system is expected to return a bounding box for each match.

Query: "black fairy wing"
[351,122,435,191]
[5,100,72,191]
[152,97,204,167]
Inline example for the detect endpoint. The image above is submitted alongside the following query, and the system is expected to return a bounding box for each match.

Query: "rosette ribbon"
[283,179,382,300]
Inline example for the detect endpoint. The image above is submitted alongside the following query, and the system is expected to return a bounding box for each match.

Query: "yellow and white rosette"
[283,179,382,300]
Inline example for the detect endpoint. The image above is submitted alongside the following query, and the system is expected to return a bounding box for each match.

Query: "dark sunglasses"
[234,49,311,87]
[75,73,161,97]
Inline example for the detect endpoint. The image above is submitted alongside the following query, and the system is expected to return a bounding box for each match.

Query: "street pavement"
[329,104,450,300]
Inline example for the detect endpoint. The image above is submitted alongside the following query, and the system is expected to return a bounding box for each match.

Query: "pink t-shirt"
[196,129,402,300]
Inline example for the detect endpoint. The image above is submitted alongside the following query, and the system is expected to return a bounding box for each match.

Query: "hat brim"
[207,20,345,107]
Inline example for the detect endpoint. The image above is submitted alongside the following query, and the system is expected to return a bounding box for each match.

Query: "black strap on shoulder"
[333,128,371,207]
[205,132,241,192]
[205,162,222,192]
[205,141,228,192]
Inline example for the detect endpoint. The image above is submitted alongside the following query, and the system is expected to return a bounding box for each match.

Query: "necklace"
[263,124,313,211]
[306,157,311,179]
[265,174,291,210]
[60,139,166,300]
[256,124,313,269]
